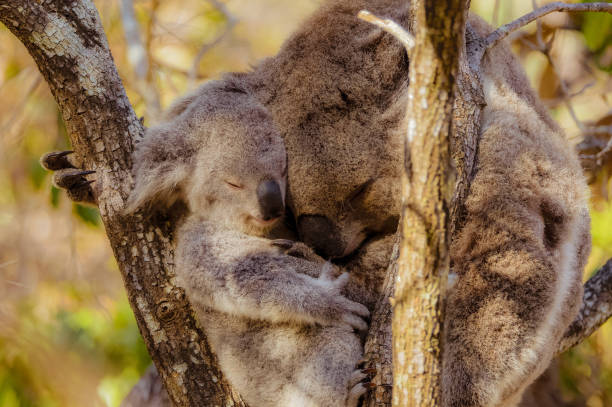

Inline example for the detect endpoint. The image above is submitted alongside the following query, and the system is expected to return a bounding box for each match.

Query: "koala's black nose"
[297,215,344,258]
[257,180,284,220]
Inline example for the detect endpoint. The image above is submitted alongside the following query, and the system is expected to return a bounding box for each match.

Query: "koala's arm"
[441,72,590,407]
[175,221,369,330]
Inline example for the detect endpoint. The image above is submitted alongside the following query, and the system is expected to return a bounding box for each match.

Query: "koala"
[43,0,591,406]
[241,1,590,406]
[124,79,373,407]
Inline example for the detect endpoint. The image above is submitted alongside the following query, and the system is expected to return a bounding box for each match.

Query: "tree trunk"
[391,0,466,405]
[0,1,246,406]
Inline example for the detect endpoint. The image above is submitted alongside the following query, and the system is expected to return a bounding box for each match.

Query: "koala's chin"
[243,216,282,238]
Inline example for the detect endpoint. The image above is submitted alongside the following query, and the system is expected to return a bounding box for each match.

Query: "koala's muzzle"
[297,215,344,258]
[257,180,284,221]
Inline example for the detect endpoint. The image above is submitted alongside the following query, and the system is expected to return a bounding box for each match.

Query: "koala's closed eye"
[225,180,244,190]
[346,179,374,204]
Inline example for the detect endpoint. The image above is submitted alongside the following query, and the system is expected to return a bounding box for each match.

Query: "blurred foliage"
[0,0,610,406]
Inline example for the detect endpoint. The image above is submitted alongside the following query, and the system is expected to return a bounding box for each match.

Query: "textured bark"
[0,1,246,406]
[363,240,398,407]
[392,1,466,406]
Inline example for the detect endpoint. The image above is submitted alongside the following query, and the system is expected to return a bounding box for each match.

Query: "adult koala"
[244,3,590,405]
[43,0,590,406]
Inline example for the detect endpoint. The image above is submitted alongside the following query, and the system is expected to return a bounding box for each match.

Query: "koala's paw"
[41,151,97,205]
[271,239,325,263]
[317,262,370,332]
[345,367,377,407]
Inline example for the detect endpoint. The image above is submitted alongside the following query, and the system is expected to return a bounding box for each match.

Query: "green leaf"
[29,158,46,190]
[73,204,100,226]
[582,10,612,52]
[50,186,60,208]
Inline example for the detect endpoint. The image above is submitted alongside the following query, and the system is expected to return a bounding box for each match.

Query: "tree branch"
[485,2,612,50]
[187,0,237,88]
[119,0,161,119]
[0,1,245,405]
[559,258,612,355]
[357,10,415,50]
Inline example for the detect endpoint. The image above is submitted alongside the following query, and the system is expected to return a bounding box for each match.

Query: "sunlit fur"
[125,80,370,407]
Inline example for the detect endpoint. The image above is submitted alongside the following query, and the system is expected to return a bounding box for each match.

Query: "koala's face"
[185,110,287,237]
[282,111,404,259]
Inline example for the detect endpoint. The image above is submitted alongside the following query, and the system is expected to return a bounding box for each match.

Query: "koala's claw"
[54,169,96,189]
[272,239,324,262]
[41,150,75,171]
[346,369,377,407]
[52,168,97,204]
[271,239,294,249]
[316,262,370,331]
[41,150,97,204]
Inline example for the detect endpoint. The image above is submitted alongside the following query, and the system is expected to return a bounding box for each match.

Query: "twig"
[119,0,161,120]
[485,2,612,50]
[187,0,237,88]
[559,258,612,355]
[145,0,160,83]
[492,0,501,27]
[517,2,586,132]
[357,10,415,51]
[119,0,147,79]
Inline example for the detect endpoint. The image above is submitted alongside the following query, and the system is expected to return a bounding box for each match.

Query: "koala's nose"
[257,180,284,221]
[297,215,344,258]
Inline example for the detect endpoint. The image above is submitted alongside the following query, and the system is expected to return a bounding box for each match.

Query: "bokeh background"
[0,0,610,406]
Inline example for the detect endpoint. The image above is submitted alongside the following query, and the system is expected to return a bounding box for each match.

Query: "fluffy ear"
[161,88,202,121]
[124,125,194,214]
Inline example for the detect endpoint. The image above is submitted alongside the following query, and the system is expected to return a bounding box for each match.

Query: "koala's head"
[125,80,287,236]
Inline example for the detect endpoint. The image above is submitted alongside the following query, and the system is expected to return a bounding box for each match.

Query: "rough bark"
[391,1,466,406]
[0,1,246,406]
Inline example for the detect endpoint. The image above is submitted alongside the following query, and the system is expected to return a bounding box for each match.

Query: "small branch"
[145,0,160,83]
[357,10,415,51]
[187,0,237,88]
[119,0,147,79]
[558,258,612,354]
[530,5,585,132]
[485,2,612,50]
[492,0,501,27]
[119,0,161,119]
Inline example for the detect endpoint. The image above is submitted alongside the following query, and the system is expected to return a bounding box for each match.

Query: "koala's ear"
[161,89,201,121]
[124,126,194,214]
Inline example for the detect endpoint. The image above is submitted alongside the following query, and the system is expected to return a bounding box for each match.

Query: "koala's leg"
[289,326,363,407]
[442,199,584,407]
[40,151,96,204]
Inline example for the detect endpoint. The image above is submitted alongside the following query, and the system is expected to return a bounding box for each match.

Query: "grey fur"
[126,80,369,407]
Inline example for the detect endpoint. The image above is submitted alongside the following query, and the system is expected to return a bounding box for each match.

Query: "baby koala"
[125,78,371,407]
